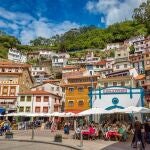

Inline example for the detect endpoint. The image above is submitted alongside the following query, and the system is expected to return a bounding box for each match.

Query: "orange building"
[61,75,99,113]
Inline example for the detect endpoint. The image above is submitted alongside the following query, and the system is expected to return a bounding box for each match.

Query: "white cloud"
[0,7,80,44]
[20,19,80,44]
[86,0,146,26]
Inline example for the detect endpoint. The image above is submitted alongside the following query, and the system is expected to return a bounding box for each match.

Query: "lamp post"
[31,95,34,140]
[89,71,93,122]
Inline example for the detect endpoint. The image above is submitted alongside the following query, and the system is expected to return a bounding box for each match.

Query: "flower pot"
[54,135,62,142]
[5,133,13,139]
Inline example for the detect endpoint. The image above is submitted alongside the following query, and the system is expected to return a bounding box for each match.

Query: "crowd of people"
[1,116,150,149]
[0,119,11,135]
[74,117,150,149]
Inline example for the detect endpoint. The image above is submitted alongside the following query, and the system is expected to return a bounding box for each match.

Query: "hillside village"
[0,34,150,114]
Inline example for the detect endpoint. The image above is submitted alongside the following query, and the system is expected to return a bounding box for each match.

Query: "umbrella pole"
[31,116,34,140]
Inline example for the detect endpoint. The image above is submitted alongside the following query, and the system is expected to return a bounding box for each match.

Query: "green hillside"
[0,0,149,59]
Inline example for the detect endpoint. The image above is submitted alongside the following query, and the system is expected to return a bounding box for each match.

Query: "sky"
[0,0,146,44]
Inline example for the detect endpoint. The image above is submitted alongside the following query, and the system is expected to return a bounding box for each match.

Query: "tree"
[129,45,135,54]
[133,0,150,33]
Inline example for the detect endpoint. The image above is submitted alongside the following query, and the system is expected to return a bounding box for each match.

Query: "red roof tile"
[18,90,61,97]
[95,60,106,65]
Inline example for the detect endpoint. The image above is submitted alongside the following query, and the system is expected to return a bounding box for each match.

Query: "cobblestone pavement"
[0,140,74,150]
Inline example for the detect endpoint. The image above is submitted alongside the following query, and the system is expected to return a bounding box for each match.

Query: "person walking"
[131,117,145,149]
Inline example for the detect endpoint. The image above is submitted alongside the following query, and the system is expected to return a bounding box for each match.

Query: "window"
[69,87,74,92]
[56,87,59,91]
[34,67,37,70]
[88,86,92,92]
[26,107,30,112]
[35,107,40,113]
[141,80,145,85]
[113,82,117,86]
[124,64,127,68]
[43,107,48,113]
[44,96,49,102]
[147,61,150,65]
[2,86,8,95]
[104,82,108,88]
[54,98,56,103]
[36,96,41,102]
[51,87,54,91]
[68,101,74,107]
[117,54,121,56]
[27,96,31,101]
[146,54,149,57]
[78,100,84,107]
[40,67,42,70]
[78,87,83,92]
[121,81,125,86]
[10,86,16,95]
[116,65,119,69]
[20,96,25,101]
[19,107,24,112]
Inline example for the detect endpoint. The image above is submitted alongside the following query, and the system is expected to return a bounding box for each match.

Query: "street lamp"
[31,95,34,140]
[90,71,93,108]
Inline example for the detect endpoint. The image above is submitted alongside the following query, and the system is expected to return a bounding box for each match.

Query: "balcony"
[54,99,61,106]
[115,57,128,63]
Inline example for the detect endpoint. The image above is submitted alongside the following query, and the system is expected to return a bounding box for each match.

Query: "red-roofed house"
[17,89,62,113]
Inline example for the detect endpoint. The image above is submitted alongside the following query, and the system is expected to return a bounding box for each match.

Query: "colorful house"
[61,75,99,113]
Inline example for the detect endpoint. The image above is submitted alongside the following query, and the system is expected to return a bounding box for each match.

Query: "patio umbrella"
[61,112,76,117]
[4,112,21,117]
[78,108,107,116]
[123,106,150,113]
[50,112,62,117]
[106,108,125,114]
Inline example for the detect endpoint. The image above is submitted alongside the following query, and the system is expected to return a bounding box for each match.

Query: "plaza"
[0,129,150,150]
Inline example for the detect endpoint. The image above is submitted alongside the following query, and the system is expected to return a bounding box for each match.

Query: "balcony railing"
[115,57,128,63]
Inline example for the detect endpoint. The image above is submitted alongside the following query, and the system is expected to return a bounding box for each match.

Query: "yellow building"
[61,75,98,113]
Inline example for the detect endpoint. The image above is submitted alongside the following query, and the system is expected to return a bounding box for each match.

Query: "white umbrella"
[50,112,62,117]
[106,108,125,114]
[5,112,20,117]
[61,112,76,117]
[123,106,150,113]
[0,114,4,117]
[78,108,107,116]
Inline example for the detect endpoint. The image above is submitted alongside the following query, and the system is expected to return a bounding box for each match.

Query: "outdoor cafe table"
[81,130,90,139]
[105,130,119,139]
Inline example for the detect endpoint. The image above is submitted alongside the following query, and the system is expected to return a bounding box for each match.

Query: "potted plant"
[5,131,13,139]
[54,134,62,142]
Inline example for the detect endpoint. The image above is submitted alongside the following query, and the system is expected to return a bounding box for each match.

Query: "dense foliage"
[30,21,148,52]
[0,0,150,59]
[133,0,150,33]
[0,32,20,58]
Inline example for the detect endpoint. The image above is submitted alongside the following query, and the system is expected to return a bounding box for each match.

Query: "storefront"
[90,86,144,110]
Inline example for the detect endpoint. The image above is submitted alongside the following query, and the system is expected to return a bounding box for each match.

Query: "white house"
[31,82,65,110]
[31,82,63,97]
[17,90,62,113]
[105,43,124,51]
[52,53,70,67]
[124,35,145,46]
[8,48,27,63]
[39,50,56,59]
[31,66,45,77]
